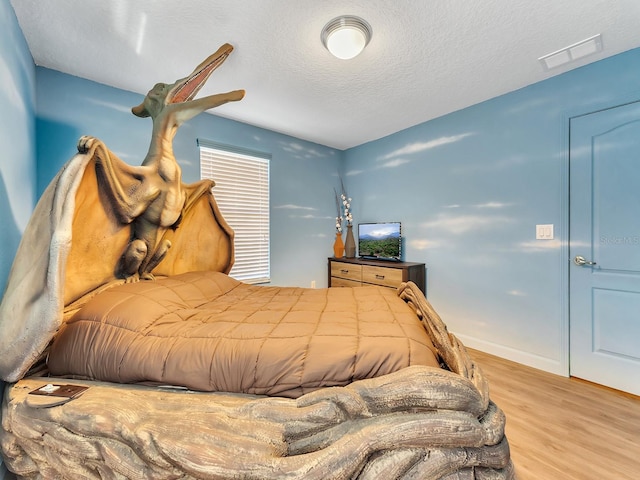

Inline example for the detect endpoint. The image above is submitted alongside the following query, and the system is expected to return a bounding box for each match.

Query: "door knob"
[574,255,596,266]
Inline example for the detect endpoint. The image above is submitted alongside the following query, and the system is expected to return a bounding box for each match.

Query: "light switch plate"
[536,224,554,240]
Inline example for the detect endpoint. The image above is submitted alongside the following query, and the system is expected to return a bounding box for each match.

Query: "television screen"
[358,222,401,260]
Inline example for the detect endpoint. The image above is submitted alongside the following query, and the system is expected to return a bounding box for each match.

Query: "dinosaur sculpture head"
[132,43,241,119]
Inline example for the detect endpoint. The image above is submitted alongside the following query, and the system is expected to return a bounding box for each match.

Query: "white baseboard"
[455,332,568,376]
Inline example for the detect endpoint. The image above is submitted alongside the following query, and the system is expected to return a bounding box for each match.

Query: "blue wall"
[35,68,342,288]
[344,48,640,374]
[0,1,35,293]
[0,0,36,472]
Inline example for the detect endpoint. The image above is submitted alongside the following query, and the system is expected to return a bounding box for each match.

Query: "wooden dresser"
[328,257,426,295]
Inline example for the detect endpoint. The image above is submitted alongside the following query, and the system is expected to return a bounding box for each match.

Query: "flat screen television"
[358,222,402,261]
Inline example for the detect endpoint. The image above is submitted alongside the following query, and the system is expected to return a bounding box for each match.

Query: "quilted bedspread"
[48,271,440,397]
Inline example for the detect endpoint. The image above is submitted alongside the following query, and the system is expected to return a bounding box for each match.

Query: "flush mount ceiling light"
[321,16,372,60]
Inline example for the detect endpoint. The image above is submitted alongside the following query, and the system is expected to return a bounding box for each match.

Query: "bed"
[0,44,514,478]
[0,140,514,479]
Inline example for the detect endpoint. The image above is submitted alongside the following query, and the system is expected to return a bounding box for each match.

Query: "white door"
[569,101,640,396]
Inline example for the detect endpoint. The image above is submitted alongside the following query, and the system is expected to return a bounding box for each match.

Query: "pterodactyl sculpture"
[77,43,244,282]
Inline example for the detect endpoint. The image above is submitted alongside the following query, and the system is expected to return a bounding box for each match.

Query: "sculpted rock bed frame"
[0,44,515,479]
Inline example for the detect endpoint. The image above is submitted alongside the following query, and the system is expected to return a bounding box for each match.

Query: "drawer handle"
[375,274,385,280]
[341,269,349,274]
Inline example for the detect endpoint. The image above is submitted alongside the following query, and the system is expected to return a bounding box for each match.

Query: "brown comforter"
[48,271,440,397]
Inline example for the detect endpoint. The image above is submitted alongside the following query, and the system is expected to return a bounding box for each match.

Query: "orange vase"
[333,232,345,258]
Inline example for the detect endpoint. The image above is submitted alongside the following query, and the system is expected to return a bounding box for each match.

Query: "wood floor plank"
[470,348,640,480]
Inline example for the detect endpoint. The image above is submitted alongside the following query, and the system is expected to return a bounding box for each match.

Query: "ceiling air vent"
[538,34,603,70]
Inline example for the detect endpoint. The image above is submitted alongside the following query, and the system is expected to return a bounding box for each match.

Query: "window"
[198,140,270,284]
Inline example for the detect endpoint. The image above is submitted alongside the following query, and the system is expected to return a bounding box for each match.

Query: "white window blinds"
[199,141,270,284]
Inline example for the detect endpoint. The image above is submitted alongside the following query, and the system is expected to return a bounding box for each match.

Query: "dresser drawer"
[330,277,362,288]
[362,265,403,288]
[331,262,362,282]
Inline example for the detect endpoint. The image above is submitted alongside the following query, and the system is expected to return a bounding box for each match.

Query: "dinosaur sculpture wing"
[152,179,235,277]
[0,138,234,382]
[85,136,156,224]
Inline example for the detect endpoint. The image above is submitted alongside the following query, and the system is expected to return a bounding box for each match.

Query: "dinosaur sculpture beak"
[132,43,235,117]
[168,43,235,105]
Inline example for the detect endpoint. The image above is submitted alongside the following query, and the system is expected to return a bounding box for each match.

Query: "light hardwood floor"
[470,349,640,480]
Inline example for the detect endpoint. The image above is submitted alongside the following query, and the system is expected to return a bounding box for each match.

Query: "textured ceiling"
[10,0,640,150]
